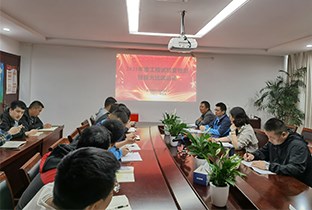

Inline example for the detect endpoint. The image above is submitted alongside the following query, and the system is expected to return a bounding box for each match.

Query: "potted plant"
[161,111,187,146]
[208,149,245,207]
[161,111,180,135]
[185,131,222,167]
[254,68,306,126]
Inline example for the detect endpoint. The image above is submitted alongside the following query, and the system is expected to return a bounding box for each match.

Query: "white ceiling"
[0,0,312,56]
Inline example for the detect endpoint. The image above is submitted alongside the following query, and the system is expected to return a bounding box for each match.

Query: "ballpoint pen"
[107,204,129,209]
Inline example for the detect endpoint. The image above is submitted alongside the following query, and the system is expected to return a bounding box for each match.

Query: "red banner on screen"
[115,54,196,102]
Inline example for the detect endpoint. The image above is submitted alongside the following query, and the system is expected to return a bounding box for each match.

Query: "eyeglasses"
[113,180,120,193]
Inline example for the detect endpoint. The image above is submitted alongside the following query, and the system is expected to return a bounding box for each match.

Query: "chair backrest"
[90,115,96,125]
[287,125,298,133]
[77,123,90,135]
[67,128,80,143]
[48,137,70,151]
[19,152,42,185]
[254,129,268,148]
[0,171,14,210]
[301,127,312,143]
[81,119,90,126]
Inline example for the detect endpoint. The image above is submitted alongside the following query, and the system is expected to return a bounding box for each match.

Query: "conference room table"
[116,123,312,210]
[0,126,63,197]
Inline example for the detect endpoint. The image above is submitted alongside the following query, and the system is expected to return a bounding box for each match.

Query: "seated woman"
[215,107,258,153]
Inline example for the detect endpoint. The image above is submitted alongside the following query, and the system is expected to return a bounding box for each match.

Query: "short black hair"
[29,100,44,109]
[104,97,117,108]
[118,103,131,118]
[230,107,250,127]
[201,101,210,109]
[10,100,27,110]
[100,119,125,143]
[77,126,111,149]
[108,103,119,113]
[264,118,288,135]
[110,109,129,124]
[215,102,227,112]
[53,147,120,209]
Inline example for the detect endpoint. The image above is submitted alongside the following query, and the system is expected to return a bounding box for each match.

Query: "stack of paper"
[106,195,132,210]
[121,152,142,162]
[0,141,26,149]
[184,128,204,134]
[38,127,58,132]
[242,160,275,175]
[31,131,44,136]
[124,143,141,151]
[116,166,135,182]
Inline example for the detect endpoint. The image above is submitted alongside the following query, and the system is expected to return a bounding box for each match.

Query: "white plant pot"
[170,135,178,147]
[194,156,206,168]
[210,182,229,207]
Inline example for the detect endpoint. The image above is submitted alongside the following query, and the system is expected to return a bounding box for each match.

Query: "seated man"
[23,100,52,129]
[95,96,117,122]
[200,102,231,138]
[23,147,120,209]
[16,121,124,210]
[0,100,37,138]
[244,118,312,187]
[195,101,215,128]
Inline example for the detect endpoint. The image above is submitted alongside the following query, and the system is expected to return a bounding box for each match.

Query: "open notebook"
[0,141,26,149]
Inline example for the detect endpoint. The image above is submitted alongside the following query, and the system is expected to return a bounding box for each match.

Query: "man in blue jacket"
[200,102,231,138]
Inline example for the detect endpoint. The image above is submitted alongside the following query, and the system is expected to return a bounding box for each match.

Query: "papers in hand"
[220,142,234,148]
[106,195,132,210]
[128,127,136,133]
[124,143,141,151]
[121,152,142,162]
[0,141,26,149]
[116,166,135,182]
[242,160,275,175]
[38,127,58,132]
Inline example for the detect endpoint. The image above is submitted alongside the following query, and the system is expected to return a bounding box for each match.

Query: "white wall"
[18,44,283,135]
[0,35,20,55]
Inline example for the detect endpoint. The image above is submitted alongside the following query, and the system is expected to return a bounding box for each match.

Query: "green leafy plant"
[161,111,187,136]
[254,68,306,126]
[208,149,245,187]
[185,131,223,160]
[169,121,187,136]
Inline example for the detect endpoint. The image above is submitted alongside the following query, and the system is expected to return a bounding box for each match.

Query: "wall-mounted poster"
[0,63,4,103]
[6,65,17,94]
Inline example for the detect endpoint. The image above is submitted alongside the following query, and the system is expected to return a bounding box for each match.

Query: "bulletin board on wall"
[0,51,20,113]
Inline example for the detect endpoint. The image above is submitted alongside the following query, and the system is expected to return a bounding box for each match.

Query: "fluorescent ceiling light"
[126,0,249,38]
[195,0,249,37]
[126,0,140,33]
[307,44,312,48]
[3,27,10,32]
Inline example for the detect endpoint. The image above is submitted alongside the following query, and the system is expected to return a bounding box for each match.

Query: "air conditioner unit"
[168,10,197,53]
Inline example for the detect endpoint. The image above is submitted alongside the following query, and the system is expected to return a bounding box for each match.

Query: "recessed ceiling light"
[3,27,10,32]
[307,44,312,48]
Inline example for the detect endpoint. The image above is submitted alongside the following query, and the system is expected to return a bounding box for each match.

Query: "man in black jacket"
[23,100,52,129]
[244,118,312,187]
[0,100,37,138]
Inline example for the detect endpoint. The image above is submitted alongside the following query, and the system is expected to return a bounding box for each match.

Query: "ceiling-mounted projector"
[168,10,197,53]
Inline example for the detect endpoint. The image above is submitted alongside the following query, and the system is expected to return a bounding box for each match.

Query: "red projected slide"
[115,54,196,102]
